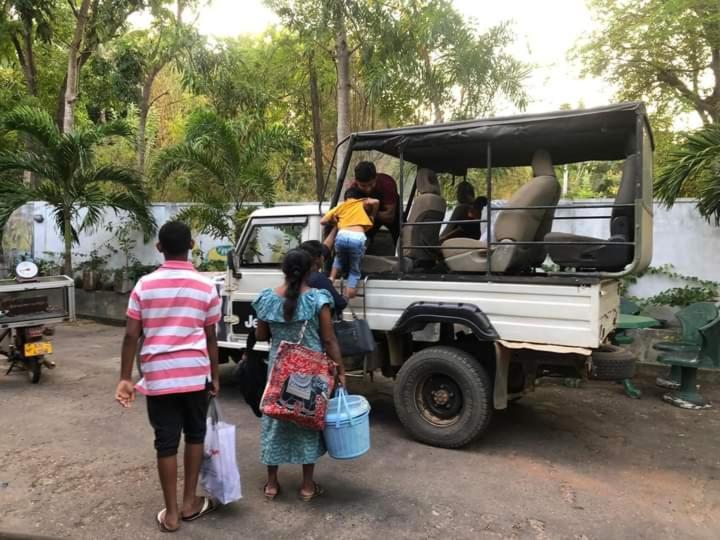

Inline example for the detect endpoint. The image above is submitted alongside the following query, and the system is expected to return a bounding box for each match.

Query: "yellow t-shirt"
[323,199,373,230]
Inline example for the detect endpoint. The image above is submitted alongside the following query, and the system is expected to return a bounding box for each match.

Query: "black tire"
[589,344,636,381]
[28,357,41,384]
[394,345,493,448]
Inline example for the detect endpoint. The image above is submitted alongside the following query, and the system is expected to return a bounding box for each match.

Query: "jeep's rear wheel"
[394,345,492,448]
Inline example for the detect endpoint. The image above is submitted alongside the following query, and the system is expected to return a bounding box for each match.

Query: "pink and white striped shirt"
[127,260,221,396]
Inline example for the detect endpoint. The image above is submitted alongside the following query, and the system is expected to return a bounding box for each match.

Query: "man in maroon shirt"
[351,161,400,244]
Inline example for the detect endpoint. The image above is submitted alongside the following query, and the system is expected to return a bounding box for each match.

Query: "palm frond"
[0,151,61,182]
[84,165,145,191]
[0,105,61,151]
[102,191,157,239]
[56,132,92,179]
[0,105,154,250]
[185,110,242,173]
[50,206,79,246]
[697,175,720,225]
[75,183,107,233]
[151,143,232,188]
[235,161,276,206]
[0,177,37,242]
[93,119,134,142]
[656,123,720,223]
[33,178,67,206]
[244,123,303,161]
[174,205,232,240]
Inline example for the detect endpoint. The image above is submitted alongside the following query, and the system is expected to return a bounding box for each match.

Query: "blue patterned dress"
[251,288,334,465]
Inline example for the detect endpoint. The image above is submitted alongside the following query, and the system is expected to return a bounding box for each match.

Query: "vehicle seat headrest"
[416,168,441,195]
[531,149,554,177]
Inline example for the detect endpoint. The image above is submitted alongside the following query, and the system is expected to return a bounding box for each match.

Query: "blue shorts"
[333,230,366,289]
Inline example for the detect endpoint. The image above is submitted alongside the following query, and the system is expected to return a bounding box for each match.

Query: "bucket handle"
[335,387,356,428]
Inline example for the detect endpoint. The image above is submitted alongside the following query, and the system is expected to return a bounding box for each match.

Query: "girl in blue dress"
[252,248,345,502]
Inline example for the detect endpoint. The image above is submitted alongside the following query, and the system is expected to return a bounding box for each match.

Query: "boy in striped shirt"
[115,221,221,532]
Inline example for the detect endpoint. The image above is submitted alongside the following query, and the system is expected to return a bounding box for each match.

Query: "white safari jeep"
[217,103,654,448]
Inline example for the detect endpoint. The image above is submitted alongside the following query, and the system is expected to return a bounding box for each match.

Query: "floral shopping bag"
[260,321,335,430]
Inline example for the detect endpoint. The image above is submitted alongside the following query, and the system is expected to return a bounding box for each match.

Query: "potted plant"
[34,252,63,276]
[106,219,139,294]
[77,249,110,291]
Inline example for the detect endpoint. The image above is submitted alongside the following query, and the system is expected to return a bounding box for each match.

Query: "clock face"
[16,261,39,280]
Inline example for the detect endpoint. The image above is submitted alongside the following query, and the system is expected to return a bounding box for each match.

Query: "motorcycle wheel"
[27,357,41,384]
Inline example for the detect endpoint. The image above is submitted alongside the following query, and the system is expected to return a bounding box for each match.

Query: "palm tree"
[0,106,156,274]
[656,123,720,224]
[151,109,301,243]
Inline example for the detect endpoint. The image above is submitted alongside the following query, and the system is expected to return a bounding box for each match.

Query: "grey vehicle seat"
[441,150,560,273]
[544,153,638,271]
[363,168,447,273]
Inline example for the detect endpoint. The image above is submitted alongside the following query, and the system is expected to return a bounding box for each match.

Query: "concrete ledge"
[75,289,129,325]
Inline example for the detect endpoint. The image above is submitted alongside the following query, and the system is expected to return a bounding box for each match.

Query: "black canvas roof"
[350,102,653,174]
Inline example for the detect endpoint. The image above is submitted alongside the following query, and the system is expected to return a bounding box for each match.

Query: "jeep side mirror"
[227,251,242,279]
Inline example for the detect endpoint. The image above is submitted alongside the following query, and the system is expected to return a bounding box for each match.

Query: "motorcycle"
[1,325,55,383]
[1,260,64,384]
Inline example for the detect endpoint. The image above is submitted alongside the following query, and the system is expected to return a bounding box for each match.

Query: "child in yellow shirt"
[320,188,379,298]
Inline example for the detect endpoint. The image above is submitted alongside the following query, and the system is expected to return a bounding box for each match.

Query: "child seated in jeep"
[320,188,379,298]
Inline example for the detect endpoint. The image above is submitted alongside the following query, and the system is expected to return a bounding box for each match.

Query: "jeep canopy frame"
[324,102,654,278]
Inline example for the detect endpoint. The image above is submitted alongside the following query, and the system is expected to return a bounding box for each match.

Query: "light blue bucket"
[324,388,371,459]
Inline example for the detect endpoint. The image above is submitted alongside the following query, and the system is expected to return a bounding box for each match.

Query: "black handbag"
[334,309,376,357]
[235,329,267,418]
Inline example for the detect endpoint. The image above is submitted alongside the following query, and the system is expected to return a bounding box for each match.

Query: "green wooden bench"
[653,302,720,409]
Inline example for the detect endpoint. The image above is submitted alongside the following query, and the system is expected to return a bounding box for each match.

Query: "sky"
[189,0,614,116]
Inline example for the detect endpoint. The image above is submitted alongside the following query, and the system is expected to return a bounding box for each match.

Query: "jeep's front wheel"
[393,345,493,448]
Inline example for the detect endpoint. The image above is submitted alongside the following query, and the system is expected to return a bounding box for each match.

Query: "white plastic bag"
[200,398,242,504]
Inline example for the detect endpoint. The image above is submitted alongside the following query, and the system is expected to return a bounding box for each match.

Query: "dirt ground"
[1,320,719,540]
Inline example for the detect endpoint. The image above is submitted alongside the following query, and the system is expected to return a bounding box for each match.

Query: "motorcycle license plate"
[24,342,52,357]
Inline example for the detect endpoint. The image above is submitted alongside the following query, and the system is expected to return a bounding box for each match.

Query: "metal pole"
[485,141,492,278]
[325,134,354,212]
[397,150,405,274]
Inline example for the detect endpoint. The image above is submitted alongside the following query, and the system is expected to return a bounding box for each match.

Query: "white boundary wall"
[547,198,720,298]
[8,199,720,298]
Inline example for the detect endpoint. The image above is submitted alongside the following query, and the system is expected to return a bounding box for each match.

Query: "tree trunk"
[63,0,92,134]
[137,101,149,172]
[138,0,185,170]
[21,18,37,95]
[63,210,73,276]
[433,100,444,124]
[334,6,351,185]
[308,53,325,201]
[137,66,162,172]
[421,47,443,124]
[11,26,39,186]
[10,29,36,97]
[55,73,68,129]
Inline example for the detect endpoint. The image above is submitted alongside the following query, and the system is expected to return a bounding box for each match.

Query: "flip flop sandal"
[299,482,324,502]
[264,483,281,501]
[181,496,217,522]
[157,509,179,533]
